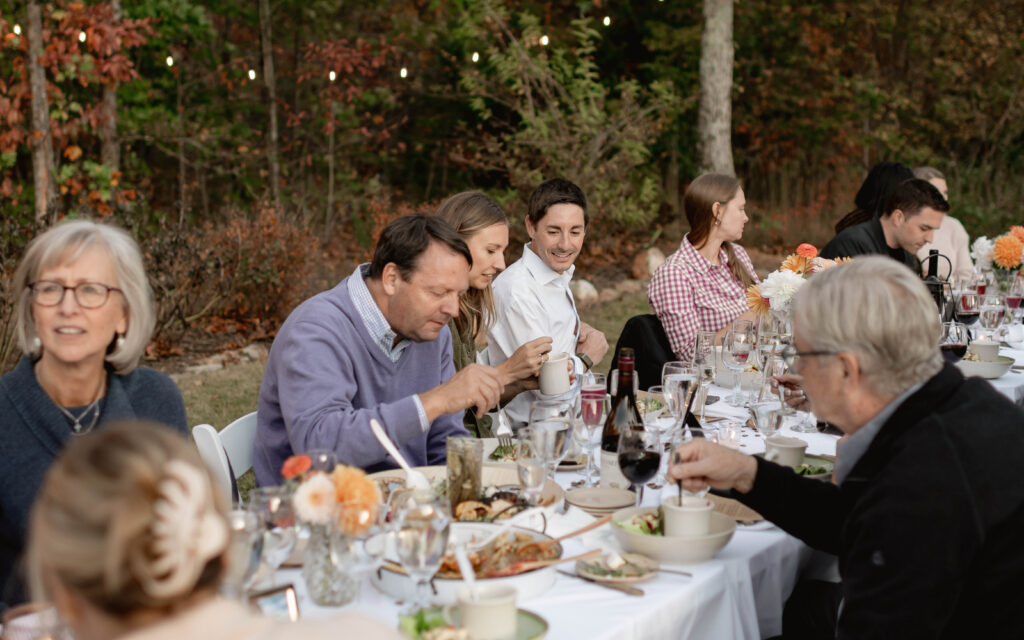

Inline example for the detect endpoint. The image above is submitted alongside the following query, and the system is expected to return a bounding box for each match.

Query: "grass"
[177,289,651,435]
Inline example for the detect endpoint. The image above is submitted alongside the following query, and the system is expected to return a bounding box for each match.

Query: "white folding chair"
[192,411,259,503]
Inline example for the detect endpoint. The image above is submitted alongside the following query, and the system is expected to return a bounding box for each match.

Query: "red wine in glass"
[1007,296,1021,310]
[978,283,987,295]
[618,450,661,486]
[940,343,967,362]
[956,310,980,326]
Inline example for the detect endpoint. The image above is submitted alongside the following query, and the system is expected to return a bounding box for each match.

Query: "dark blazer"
[0,356,188,611]
[820,216,920,272]
[740,364,1024,639]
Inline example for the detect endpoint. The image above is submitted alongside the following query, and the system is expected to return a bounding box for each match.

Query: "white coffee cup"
[444,584,517,640]
[969,340,999,362]
[764,435,808,467]
[662,495,713,537]
[539,351,571,395]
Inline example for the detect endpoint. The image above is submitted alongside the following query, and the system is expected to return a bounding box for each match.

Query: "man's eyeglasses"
[780,344,838,368]
[28,281,122,309]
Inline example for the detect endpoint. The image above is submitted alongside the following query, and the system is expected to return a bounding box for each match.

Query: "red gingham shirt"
[647,235,758,361]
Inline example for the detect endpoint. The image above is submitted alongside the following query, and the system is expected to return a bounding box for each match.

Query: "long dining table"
[278,350,1024,638]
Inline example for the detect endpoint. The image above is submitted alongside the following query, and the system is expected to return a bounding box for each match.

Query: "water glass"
[515,429,547,506]
[692,331,717,422]
[246,487,298,588]
[722,320,755,406]
[393,490,451,613]
[576,374,607,487]
[329,502,388,580]
[662,361,698,435]
[527,400,573,479]
[980,293,1006,339]
[642,386,673,489]
[222,509,264,599]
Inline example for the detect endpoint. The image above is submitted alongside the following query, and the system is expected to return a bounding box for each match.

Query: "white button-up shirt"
[488,244,582,425]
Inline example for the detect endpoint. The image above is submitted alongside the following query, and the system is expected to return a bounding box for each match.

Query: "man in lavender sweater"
[254,214,504,484]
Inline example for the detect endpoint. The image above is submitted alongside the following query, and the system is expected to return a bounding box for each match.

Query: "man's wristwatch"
[576,352,593,371]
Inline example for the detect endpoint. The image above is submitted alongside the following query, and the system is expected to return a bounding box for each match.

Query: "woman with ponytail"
[648,174,759,361]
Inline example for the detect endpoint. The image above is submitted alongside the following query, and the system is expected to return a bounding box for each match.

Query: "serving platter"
[368,465,565,510]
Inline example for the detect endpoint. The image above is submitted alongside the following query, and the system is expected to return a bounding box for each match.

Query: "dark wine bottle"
[600,349,643,489]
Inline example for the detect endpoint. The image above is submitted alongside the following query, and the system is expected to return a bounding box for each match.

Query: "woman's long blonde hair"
[435,191,509,344]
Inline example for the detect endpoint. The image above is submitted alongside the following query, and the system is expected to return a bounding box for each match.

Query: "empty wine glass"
[940,321,969,363]
[306,449,338,473]
[980,293,1006,340]
[575,373,607,487]
[662,361,699,437]
[246,486,298,588]
[393,490,450,614]
[618,425,661,508]
[692,331,718,423]
[1007,278,1024,323]
[722,320,755,406]
[329,502,388,582]
[749,402,783,440]
[222,509,264,600]
[527,399,573,479]
[515,429,547,507]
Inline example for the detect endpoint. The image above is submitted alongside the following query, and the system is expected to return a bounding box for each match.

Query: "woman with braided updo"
[26,421,401,640]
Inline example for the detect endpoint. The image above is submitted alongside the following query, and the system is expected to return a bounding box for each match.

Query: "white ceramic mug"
[539,351,571,395]
[443,584,518,640]
[662,495,713,537]
[764,435,808,468]
[969,340,999,362]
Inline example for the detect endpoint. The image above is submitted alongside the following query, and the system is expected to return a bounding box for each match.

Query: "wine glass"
[940,321,969,363]
[306,449,338,473]
[979,293,1006,340]
[393,490,451,614]
[329,502,388,581]
[575,373,607,487]
[1007,278,1024,323]
[641,385,673,489]
[527,400,573,480]
[722,320,755,406]
[955,292,980,328]
[617,425,662,508]
[749,402,783,440]
[692,331,718,423]
[515,428,548,507]
[221,509,264,599]
[662,361,698,436]
[246,486,298,588]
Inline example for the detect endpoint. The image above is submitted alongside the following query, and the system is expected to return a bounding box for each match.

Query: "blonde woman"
[436,191,552,436]
[0,219,187,609]
[27,421,401,640]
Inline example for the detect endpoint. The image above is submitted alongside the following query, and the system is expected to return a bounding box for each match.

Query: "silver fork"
[495,401,515,450]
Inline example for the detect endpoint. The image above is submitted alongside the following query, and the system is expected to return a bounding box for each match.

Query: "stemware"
[940,321,969,363]
[329,502,388,581]
[393,490,451,614]
[1007,278,1024,323]
[527,400,573,480]
[575,373,607,487]
[749,402,783,440]
[514,428,548,507]
[617,425,662,508]
[954,292,980,327]
[306,449,338,473]
[662,361,698,437]
[692,331,717,423]
[222,509,265,600]
[641,385,673,489]
[722,320,755,406]
[246,486,298,588]
[980,293,1006,340]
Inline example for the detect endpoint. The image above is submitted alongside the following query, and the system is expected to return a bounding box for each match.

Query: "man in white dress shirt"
[488,178,609,425]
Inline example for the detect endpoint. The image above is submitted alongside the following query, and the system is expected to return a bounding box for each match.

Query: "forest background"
[1,0,1023,374]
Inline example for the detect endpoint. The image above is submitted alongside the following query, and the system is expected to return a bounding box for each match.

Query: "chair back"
[220,411,259,479]
[610,314,677,391]
[192,423,234,501]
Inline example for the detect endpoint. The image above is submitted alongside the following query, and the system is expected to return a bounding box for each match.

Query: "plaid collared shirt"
[647,235,758,361]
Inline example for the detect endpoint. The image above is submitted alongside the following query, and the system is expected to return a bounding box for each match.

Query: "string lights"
[166,55,173,67]
[400,67,408,78]
[248,69,256,80]
[329,70,336,82]
[13,24,21,35]
[603,16,611,26]
[472,51,480,63]
[539,34,549,46]
[78,30,86,42]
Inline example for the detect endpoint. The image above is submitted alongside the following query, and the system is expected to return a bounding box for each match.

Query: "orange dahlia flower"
[993,234,1024,270]
[796,243,818,258]
[780,254,811,274]
[747,284,771,315]
[281,454,312,480]
[331,465,382,535]
[1010,226,1024,243]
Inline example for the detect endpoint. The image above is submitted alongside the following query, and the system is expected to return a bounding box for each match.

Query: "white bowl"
[371,522,561,605]
[610,506,736,564]
[956,355,1014,379]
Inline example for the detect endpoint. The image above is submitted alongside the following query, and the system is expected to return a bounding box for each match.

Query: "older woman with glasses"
[0,219,187,611]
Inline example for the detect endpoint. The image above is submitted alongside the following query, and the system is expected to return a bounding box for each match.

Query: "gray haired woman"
[0,219,187,611]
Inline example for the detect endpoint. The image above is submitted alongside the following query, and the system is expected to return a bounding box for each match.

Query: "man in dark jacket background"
[669,256,1024,639]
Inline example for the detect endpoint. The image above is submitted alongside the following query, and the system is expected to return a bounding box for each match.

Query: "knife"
[556,570,644,596]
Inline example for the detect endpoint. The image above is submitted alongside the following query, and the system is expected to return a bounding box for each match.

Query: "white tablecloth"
[279,390,838,639]
[986,345,1024,404]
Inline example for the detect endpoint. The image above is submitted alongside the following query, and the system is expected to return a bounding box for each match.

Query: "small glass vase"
[302,524,359,606]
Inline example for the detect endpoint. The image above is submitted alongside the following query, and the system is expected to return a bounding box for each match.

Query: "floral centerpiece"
[746,243,848,316]
[971,226,1024,274]
[282,454,381,606]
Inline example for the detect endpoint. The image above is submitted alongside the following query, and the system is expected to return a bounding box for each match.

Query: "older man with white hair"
[668,256,1024,639]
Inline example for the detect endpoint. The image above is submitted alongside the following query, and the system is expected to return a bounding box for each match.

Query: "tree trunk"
[176,71,187,224]
[697,0,735,177]
[258,0,281,209]
[100,0,121,172]
[27,0,57,221]
[665,128,680,215]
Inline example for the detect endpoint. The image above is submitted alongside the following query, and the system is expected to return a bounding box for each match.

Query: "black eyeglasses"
[28,281,122,309]
[780,344,838,368]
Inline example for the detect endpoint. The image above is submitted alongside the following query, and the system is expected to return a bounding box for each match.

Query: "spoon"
[453,544,478,601]
[369,418,431,490]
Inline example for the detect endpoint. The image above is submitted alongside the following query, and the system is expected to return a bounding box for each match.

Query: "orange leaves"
[63,144,82,160]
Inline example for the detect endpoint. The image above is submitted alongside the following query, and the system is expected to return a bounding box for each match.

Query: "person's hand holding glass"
[393,490,450,613]
[722,319,755,406]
